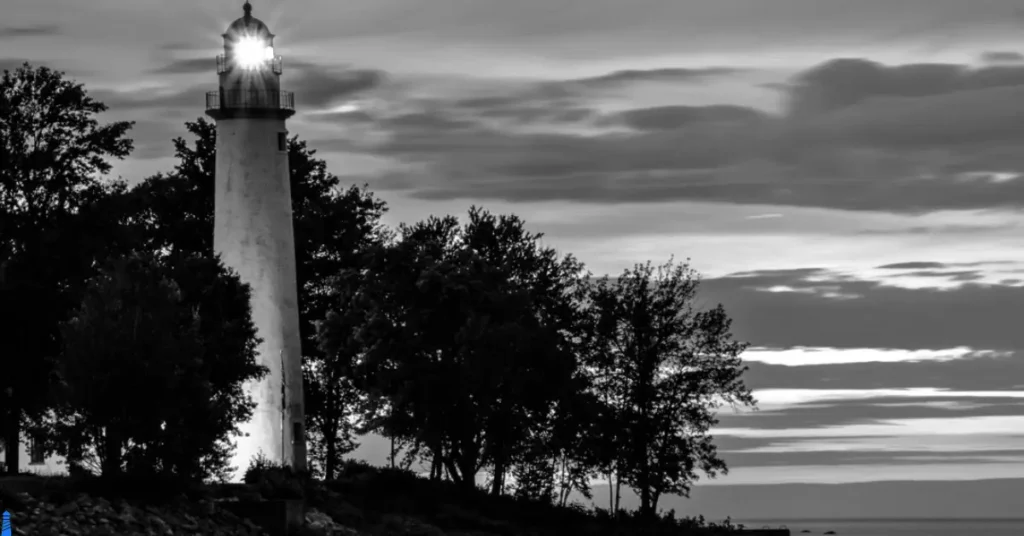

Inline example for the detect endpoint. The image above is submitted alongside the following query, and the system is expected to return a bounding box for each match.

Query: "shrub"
[243,451,311,500]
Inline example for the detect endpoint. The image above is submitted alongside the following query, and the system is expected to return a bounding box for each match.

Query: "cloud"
[724,435,1024,455]
[877,261,950,269]
[158,42,205,52]
[81,61,388,163]
[717,415,1024,439]
[599,105,766,131]
[785,59,1024,116]
[698,463,1024,485]
[0,25,60,38]
[747,389,1024,412]
[744,357,1024,393]
[288,62,386,109]
[720,403,1024,438]
[0,59,31,73]
[568,67,742,89]
[708,388,1024,483]
[100,61,385,114]
[341,57,1024,213]
[305,109,377,125]
[980,51,1024,64]
[697,267,1024,354]
[743,346,1006,366]
[90,85,205,114]
[856,222,1021,235]
[149,58,212,75]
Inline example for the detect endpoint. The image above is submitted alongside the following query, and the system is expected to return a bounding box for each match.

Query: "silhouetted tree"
[307,292,366,480]
[507,384,604,505]
[54,252,265,480]
[338,207,589,493]
[0,62,134,473]
[587,259,757,519]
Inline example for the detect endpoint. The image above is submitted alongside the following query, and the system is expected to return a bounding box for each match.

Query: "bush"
[243,451,311,500]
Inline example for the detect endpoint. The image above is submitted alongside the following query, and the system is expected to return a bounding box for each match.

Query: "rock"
[55,501,79,515]
[380,513,447,536]
[4,484,275,536]
[303,508,364,536]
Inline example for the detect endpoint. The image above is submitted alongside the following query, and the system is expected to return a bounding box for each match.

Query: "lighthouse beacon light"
[235,36,274,69]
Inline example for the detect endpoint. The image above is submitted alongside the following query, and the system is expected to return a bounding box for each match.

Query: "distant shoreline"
[736,518,1024,523]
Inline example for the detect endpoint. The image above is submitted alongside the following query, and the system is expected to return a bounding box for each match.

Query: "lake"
[735,518,1024,536]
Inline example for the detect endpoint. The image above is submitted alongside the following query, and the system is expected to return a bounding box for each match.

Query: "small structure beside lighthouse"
[206,1,307,476]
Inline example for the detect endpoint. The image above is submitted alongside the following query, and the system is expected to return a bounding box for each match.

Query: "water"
[735,519,1024,536]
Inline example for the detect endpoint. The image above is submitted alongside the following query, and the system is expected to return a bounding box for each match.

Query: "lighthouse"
[205,1,307,476]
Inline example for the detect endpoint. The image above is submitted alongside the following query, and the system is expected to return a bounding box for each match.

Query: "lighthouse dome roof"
[225,1,272,39]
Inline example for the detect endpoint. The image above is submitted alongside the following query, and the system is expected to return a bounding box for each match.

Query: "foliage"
[307,309,362,480]
[328,206,590,494]
[243,450,312,500]
[0,62,134,473]
[587,258,757,518]
[54,252,265,481]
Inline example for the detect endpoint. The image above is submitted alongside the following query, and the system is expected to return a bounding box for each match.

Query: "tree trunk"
[67,420,85,476]
[102,426,122,476]
[4,410,20,475]
[640,485,652,519]
[613,472,622,513]
[458,456,477,490]
[490,457,506,496]
[389,435,396,469]
[429,450,441,480]
[557,455,569,506]
[324,423,337,481]
[607,470,614,511]
[443,457,457,484]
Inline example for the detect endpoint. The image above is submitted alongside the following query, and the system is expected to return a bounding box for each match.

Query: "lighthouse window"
[277,132,287,151]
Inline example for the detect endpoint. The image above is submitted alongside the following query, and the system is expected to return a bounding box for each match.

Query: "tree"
[0,62,134,473]
[506,380,604,506]
[337,207,589,493]
[307,306,362,480]
[54,252,265,480]
[125,117,390,472]
[587,258,756,518]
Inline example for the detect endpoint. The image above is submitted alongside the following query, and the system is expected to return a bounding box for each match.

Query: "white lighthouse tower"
[206,1,307,477]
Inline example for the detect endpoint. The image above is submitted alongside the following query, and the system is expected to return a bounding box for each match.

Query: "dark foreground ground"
[0,461,754,536]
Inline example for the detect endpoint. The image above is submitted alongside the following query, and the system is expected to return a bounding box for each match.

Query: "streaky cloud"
[743,346,1008,366]
[0,24,60,38]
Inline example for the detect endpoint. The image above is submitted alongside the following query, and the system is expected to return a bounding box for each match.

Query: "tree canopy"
[0,62,134,474]
[320,207,592,493]
[587,259,756,517]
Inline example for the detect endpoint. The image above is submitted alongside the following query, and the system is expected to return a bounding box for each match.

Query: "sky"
[4,0,1024,521]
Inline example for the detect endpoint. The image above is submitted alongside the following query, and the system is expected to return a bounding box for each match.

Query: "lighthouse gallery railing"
[206,90,295,111]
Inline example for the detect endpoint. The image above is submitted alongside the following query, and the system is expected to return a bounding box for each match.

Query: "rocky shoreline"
[0,484,454,536]
[2,490,265,535]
